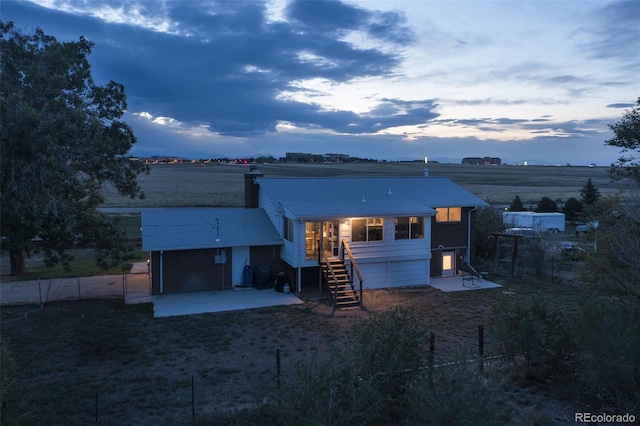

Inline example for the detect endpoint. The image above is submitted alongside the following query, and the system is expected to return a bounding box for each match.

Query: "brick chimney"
[244,167,263,208]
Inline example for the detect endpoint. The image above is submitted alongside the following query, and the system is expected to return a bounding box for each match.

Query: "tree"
[509,195,524,212]
[563,197,583,225]
[0,22,148,275]
[535,197,557,213]
[606,98,640,184]
[474,207,506,260]
[580,178,601,205]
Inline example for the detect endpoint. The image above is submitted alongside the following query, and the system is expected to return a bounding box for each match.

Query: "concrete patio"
[430,274,502,292]
[152,288,304,317]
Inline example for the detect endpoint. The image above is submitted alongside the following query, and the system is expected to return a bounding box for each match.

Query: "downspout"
[159,250,164,294]
[467,207,477,265]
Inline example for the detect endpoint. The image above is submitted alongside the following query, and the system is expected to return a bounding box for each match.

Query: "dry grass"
[100,162,618,208]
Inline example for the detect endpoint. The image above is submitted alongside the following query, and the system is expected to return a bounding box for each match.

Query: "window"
[395,217,424,240]
[283,217,293,242]
[305,222,321,259]
[352,218,383,242]
[435,207,462,223]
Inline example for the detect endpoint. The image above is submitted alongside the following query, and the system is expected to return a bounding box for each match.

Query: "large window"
[305,222,320,259]
[435,207,462,223]
[352,218,383,242]
[395,217,424,240]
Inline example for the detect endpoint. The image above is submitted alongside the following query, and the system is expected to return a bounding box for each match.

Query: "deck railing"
[340,239,363,306]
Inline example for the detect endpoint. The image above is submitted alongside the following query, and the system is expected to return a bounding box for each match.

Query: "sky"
[2,0,639,165]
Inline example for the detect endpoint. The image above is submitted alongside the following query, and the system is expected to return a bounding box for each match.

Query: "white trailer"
[502,212,565,233]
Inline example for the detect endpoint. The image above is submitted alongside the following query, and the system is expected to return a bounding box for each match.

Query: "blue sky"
[2,0,639,165]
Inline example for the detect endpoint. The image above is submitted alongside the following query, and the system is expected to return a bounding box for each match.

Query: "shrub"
[275,308,428,425]
[488,295,574,380]
[0,338,27,424]
[577,297,640,411]
[406,358,512,425]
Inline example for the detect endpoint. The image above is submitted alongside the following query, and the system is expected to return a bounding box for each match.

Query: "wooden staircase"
[321,256,360,309]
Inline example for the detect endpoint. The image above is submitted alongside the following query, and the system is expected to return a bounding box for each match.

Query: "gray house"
[142,170,488,305]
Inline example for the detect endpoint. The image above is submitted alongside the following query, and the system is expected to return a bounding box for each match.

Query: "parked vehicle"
[576,220,599,237]
[504,227,542,240]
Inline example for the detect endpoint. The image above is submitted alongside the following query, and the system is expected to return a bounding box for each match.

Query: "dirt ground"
[0,285,498,423]
[1,274,593,425]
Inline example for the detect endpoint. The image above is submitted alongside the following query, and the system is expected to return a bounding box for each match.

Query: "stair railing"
[340,239,363,306]
[319,246,340,303]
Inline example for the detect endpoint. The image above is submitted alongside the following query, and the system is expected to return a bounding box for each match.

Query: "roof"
[141,208,282,251]
[256,176,488,219]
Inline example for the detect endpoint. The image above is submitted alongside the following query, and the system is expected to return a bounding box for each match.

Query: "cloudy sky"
[3,0,639,165]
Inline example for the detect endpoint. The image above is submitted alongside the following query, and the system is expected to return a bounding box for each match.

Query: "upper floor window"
[435,207,462,223]
[352,218,383,242]
[395,217,424,240]
[283,217,293,242]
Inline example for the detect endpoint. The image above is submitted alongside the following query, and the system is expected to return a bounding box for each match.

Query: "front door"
[323,220,340,257]
[442,251,455,276]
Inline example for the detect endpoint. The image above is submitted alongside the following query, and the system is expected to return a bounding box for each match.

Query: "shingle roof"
[257,176,488,219]
[141,208,282,251]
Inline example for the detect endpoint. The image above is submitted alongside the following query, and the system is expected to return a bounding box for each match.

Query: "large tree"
[1,22,148,275]
[606,98,640,184]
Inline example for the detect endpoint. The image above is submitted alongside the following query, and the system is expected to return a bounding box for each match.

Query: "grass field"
[100,162,619,207]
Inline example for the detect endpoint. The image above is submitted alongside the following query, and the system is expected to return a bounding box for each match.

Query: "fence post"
[38,280,42,304]
[276,347,281,390]
[78,277,81,300]
[429,332,435,366]
[478,324,484,373]
[191,375,195,424]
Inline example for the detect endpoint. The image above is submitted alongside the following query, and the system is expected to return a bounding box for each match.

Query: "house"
[142,170,488,304]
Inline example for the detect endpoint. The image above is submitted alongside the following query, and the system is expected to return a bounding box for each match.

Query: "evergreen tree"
[510,195,524,211]
[580,179,601,205]
[563,197,583,225]
[536,197,558,213]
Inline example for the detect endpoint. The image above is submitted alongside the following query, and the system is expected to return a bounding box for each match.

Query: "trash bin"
[254,265,272,289]
[275,272,289,293]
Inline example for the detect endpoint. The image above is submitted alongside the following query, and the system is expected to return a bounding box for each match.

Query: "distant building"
[285,152,313,162]
[461,157,502,166]
[323,153,350,162]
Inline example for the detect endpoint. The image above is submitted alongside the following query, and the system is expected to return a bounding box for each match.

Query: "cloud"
[1,0,632,166]
[607,102,636,108]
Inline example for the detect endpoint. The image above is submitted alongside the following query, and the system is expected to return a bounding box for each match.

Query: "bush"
[488,295,574,380]
[577,297,640,411]
[0,338,27,425]
[275,308,428,425]
[406,358,512,425]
